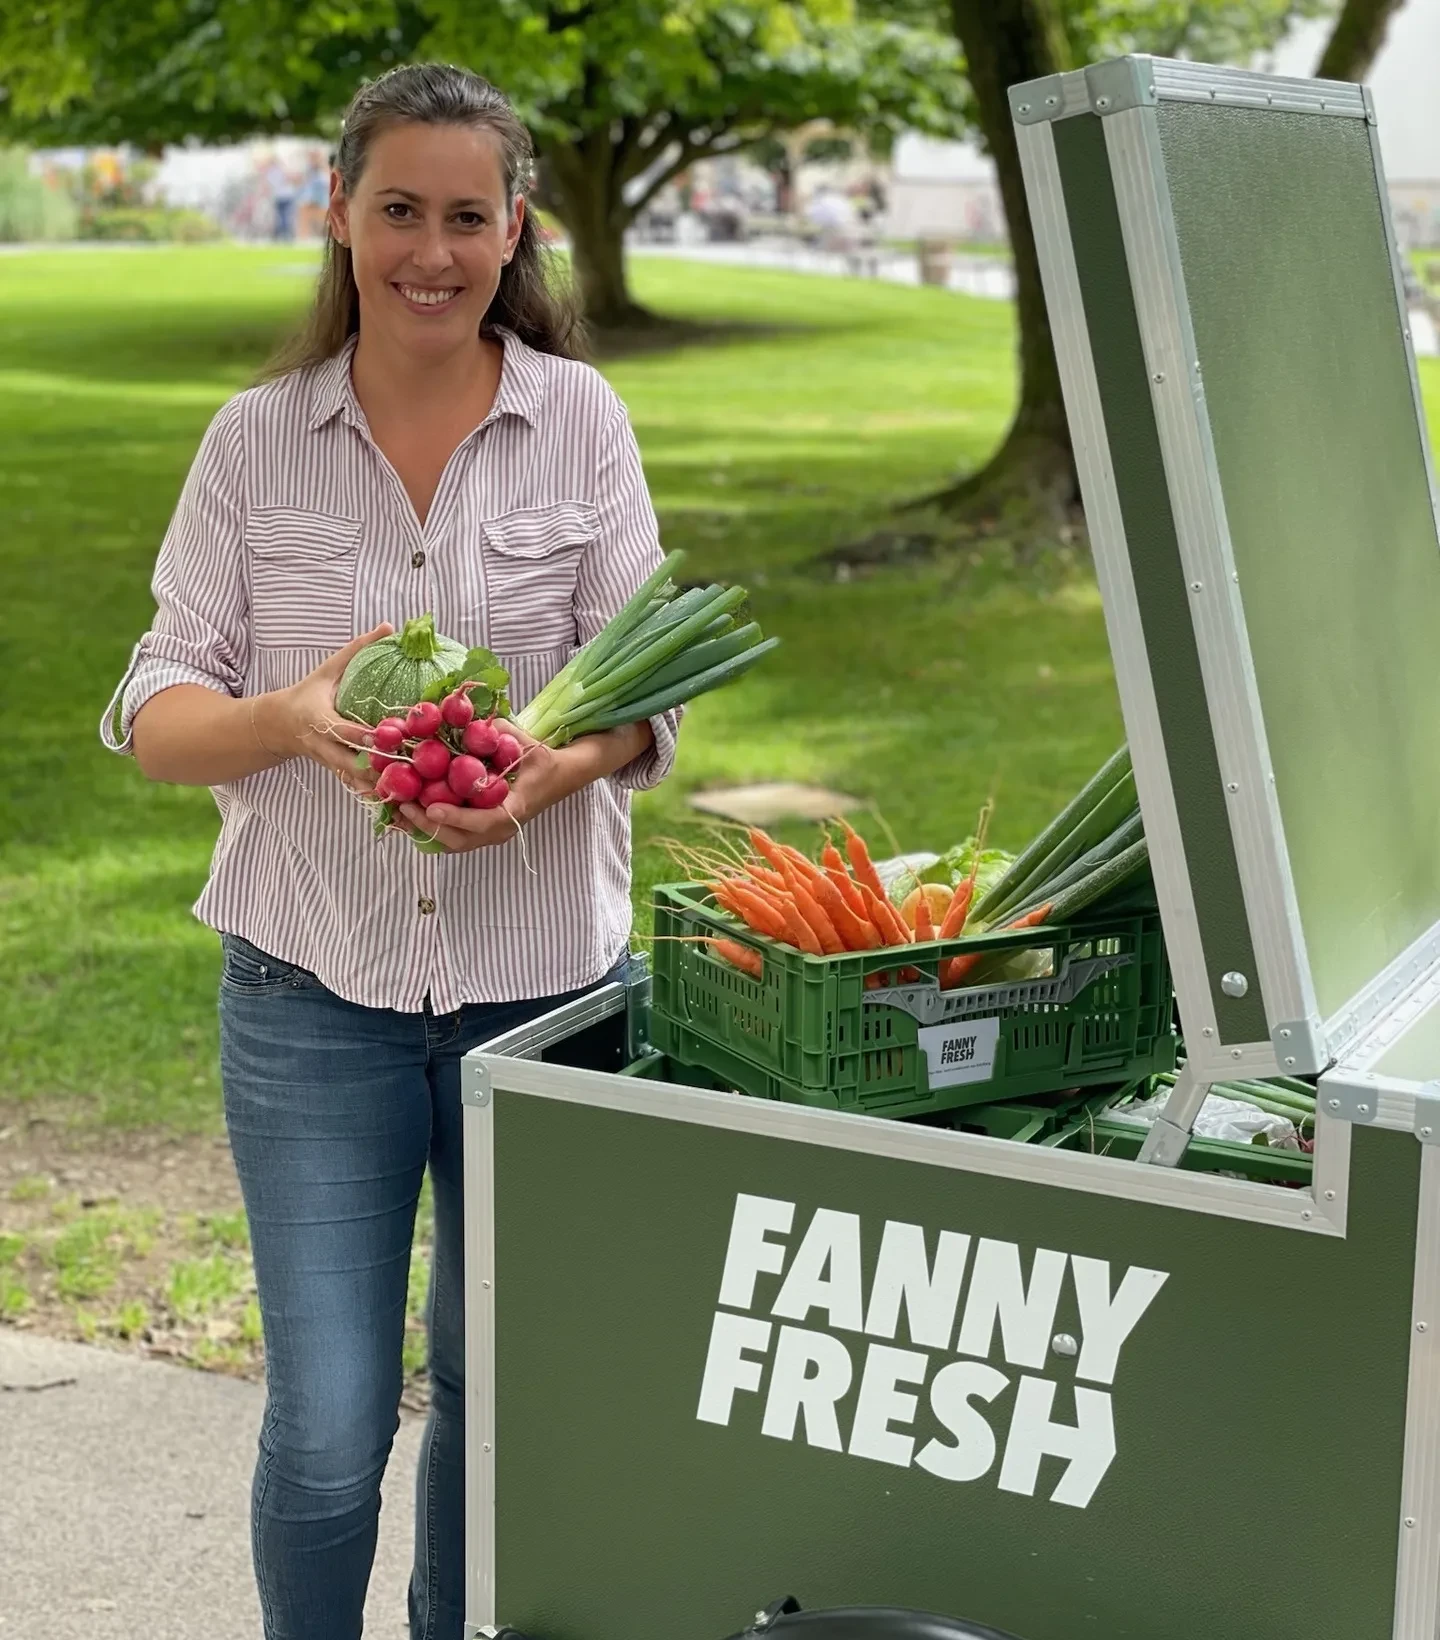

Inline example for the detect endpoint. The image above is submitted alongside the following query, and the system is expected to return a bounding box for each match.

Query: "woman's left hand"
[395,724,560,852]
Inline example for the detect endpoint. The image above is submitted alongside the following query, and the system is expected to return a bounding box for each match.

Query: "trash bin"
[916,238,952,286]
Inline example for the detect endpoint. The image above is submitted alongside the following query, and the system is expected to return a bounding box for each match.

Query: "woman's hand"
[395,719,653,852]
[256,624,393,792]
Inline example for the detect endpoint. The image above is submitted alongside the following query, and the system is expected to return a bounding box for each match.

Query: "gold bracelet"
[250,696,280,758]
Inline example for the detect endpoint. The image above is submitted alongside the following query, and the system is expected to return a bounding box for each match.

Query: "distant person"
[265,156,299,241]
[99,61,677,1640]
[297,153,331,240]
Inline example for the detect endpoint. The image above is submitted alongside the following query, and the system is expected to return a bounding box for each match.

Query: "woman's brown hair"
[260,62,583,378]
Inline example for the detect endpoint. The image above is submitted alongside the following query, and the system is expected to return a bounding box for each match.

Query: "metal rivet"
[1358,1103,1371,1115]
[1230,1047,1242,1059]
[1096,95,1110,108]
[483,1442,492,1453]
[1328,1098,1342,1111]
[1153,371,1165,383]
[1190,579,1203,591]
[1280,1029,1292,1039]
[1018,102,1031,113]
[1423,1127,1434,1140]
[1418,1322,1428,1333]
[1226,781,1239,793]
[1045,95,1058,106]
[1221,971,1248,997]
[1405,1516,1416,1528]
[1285,1056,1296,1066]
[1051,1333,1079,1357]
[1302,1210,1312,1221]
[1325,1190,1336,1201]
[482,1279,491,1289]
[1202,1026,1214,1037]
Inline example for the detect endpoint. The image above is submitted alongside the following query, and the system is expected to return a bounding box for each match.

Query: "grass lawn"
[3,244,1439,1136]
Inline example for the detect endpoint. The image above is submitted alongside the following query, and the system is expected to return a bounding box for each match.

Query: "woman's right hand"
[260,624,394,790]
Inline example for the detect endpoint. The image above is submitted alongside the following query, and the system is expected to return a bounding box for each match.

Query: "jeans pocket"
[220,934,314,995]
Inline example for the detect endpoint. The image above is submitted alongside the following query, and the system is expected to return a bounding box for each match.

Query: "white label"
[917,1017,1000,1088]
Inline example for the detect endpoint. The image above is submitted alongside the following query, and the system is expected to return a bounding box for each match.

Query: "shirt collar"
[306,327,546,432]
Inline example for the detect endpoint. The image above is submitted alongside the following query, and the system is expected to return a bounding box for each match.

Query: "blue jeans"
[219,934,622,1640]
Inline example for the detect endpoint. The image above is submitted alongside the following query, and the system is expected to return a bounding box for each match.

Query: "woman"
[100,63,679,1640]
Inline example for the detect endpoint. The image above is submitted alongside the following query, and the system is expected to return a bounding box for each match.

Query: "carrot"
[860,883,912,950]
[913,889,936,943]
[726,881,789,941]
[941,903,1053,990]
[810,871,881,951]
[780,899,823,956]
[745,863,788,891]
[939,878,974,940]
[748,828,788,872]
[711,938,764,979]
[778,844,826,884]
[840,819,888,903]
[779,855,844,955]
[820,843,868,917]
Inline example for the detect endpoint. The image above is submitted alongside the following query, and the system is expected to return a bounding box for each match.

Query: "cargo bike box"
[457,54,1440,1640]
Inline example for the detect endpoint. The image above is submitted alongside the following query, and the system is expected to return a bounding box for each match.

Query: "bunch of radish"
[364,682,523,814]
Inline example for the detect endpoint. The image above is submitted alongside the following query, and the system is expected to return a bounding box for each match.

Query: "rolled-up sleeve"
[100,399,249,754]
[574,398,681,793]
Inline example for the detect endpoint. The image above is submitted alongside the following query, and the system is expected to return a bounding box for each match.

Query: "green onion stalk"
[516,550,779,746]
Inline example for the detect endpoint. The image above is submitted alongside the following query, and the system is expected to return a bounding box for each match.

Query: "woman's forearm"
[131,685,300,786]
[549,720,654,791]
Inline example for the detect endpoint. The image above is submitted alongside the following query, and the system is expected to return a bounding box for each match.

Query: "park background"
[1,0,1436,1396]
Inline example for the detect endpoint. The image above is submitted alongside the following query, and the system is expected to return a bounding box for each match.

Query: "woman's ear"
[503,193,526,265]
[329,171,350,248]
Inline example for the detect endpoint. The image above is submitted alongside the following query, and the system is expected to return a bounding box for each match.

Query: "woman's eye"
[384,203,413,220]
[455,212,485,228]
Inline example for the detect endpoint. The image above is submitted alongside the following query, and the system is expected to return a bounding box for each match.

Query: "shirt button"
[418,896,436,916]
[412,549,426,569]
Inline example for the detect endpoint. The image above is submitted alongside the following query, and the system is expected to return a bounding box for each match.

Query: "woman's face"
[331,120,525,358]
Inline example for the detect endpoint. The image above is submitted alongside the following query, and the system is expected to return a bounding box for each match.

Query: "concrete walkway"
[0,1330,422,1639]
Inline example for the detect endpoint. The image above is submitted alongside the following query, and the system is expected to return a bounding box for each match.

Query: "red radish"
[418,779,454,809]
[469,774,510,810]
[377,762,422,804]
[440,687,476,730]
[404,700,443,739]
[447,754,487,800]
[462,717,500,759]
[369,751,398,773]
[411,738,452,782]
[490,733,521,774]
[372,718,407,754]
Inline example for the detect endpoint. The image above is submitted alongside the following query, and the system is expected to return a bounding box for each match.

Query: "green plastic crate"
[648,882,1177,1121]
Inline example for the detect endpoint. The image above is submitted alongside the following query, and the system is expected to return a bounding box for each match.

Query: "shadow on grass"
[585,314,821,362]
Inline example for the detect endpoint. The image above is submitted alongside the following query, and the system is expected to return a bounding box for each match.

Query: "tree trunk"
[1315,0,1407,82]
[542,138,654,331]
[932,0,1078,525]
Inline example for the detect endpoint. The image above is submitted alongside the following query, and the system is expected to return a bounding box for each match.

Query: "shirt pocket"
[481,500,597,654]
[247,507,362,648]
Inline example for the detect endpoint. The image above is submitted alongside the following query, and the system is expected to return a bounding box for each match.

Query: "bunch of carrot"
[671,819,1051,992]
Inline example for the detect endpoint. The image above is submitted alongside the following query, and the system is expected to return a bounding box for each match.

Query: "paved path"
[0,1330,422,1640]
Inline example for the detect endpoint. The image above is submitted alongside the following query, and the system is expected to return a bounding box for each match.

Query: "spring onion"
[517,549,777,746]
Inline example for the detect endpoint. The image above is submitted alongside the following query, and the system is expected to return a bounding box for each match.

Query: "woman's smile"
[394,281,463,312]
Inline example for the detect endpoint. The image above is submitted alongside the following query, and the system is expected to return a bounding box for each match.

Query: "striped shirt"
[100,330,680,1013]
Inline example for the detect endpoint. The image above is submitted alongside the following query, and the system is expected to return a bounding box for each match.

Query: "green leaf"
[410,834,448,854]
[372,800,396,839]
[353,750,371,771]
